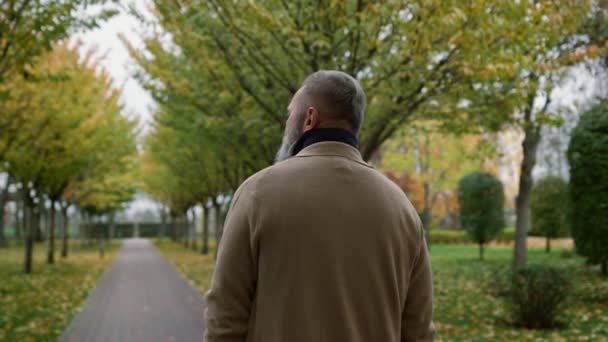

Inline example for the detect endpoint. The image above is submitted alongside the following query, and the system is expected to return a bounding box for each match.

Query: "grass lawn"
[0,241,119,342]
[155,240,217,294]
[156,240,608,341]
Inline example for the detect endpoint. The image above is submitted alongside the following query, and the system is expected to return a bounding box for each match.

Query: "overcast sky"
[76,0,154,129]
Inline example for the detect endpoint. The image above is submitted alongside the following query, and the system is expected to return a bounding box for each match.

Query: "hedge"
[431,228,515,245]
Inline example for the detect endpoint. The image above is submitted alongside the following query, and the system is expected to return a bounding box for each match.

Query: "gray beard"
[275,127,303,163]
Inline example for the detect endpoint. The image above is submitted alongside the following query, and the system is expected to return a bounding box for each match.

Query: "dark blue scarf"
[291,128,359,156]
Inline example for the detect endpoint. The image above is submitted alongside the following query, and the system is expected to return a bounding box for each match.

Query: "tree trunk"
[191,208,197,251]
[171,215,176,241]
[479,243,484,261]
[176,215,180,242]
[514,120,541,268]
[109,214,115,240]
[83,215,88,247]
[33,201,42,242]
[61,205,69,258]
[99,222,105,259]
[183,213,189,248]
[88,215,95,247]
[177,215,182,244]
[213,200,222,260]
[15,196,22,244]
[159,207,166,240]
[78,212,84,248]
[0,176,10,248]
[422,182,432,251]
[202,205,209,255]
[46,201,56,264]
[545,237,551,253]
[514,88,547,268]
[23,192,34,274]
[418,132,433,250]
[368,148,382,168]
[0,202,6,248]
[42,201,49,241]
[174,215,179,243]
[188,212,192,247]
[82,212,91,247]
[82,214,87,247]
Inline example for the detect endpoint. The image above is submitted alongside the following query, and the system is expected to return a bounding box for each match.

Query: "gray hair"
[301,70,367,133]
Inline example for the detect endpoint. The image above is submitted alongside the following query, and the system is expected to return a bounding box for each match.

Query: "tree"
[494,2,600,267]
[141,115,240,249]
[567,100,608,276]
[131,0,589,160]
[530,176,569,253]
[0,0,118,164]
[0,42,138,271]
[0,0,123,261]
[0,175,12,247]
[0,0,117,82]
[458,171,505,260]
[36,44,122,264]
[584,0,608,68]
[381,126,496,243]
[132,18,276,248]
[130,2,593,262]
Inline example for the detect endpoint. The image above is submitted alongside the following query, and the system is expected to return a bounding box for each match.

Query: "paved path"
[61,239,206,342]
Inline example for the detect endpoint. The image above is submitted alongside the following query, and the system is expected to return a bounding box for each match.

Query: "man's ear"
[302,106,319,132]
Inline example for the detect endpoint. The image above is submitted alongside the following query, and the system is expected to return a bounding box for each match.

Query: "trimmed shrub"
[432,228,515,245]
[567,100,608,276]
[530,176,569,253]
[498,228,516,243]
[458,171,505,260]
[430,229,470,244]
[486,266,511,298]
[505,265,571,329]
[560,249,575,259]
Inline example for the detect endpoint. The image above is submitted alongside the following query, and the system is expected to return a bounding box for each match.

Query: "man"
[205,70,434,342]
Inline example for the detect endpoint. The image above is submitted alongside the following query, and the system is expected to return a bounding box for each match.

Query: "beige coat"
[205,142,434,342]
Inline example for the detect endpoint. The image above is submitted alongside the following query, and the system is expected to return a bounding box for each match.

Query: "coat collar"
[295,141,372,168]
[292,128,358,156]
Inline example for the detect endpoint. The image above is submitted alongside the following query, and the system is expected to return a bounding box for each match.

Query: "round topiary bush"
[505,265,571,329]
[530,176,569,253]
[458,171,505,260]
[567,100,608,276]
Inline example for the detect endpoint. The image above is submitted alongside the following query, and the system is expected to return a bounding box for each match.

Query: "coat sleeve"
[204,183,258,342]
[401,228,435,342]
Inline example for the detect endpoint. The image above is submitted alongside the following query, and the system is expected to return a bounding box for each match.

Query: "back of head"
[301,70,367,134]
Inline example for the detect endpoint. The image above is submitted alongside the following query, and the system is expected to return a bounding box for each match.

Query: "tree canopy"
[567,100,608,276]
[0,0,118,88]
[128,0,593,229]
[458,171,505,260]
[130,0,591,157]
[530,176,569,252]
[1,43,138,211]
[0,42,138,272]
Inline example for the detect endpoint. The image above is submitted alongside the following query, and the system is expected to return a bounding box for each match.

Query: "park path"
[61,239,206,342]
